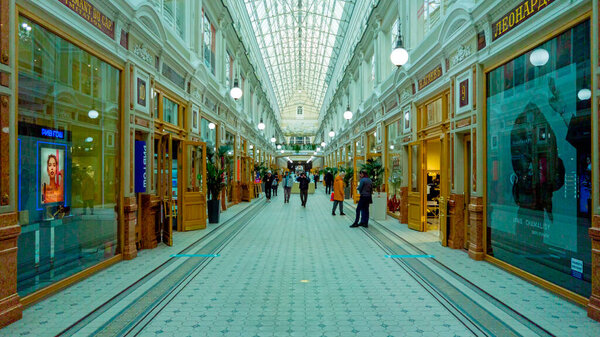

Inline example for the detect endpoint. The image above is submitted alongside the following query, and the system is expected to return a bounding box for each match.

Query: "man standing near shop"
[313,172,319,190]
[296,171,310,207]
[263,171,274,203]
[350,170,372,228]
[325,170,334,194]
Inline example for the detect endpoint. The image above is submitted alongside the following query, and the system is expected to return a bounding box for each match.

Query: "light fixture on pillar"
[208,122,216,130]
[329,128,335,138]
[390,20,409,67]
[530,48,549,67]
[258,118,265,130]
[321,141,326,147]
[578,74,592,101]
[270,135,276,143]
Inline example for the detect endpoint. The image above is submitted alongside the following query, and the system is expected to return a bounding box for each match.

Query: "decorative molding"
[133,44,153,65]
[451,45,472,67]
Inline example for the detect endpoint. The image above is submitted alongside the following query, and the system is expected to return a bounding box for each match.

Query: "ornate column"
[0,0,22,327]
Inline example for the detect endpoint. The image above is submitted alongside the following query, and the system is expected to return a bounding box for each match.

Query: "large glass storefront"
[387,121,403,216]
[16,17,120,296]
[486,21,591,297]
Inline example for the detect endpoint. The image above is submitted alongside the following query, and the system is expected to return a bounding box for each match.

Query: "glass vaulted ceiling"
[243,0,355,117]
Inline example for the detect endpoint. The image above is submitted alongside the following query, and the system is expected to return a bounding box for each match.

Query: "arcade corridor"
[1,193,598,337]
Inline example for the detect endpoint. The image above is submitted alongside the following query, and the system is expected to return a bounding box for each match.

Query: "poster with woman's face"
[40,147,65,204]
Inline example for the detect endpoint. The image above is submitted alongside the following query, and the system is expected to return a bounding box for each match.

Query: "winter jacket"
[333,176,345,201]
[283,175,294,188]
[357,177,373,197]
[296,176,310,190]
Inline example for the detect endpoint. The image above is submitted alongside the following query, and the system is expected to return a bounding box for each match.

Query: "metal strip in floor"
[343,200,554,337]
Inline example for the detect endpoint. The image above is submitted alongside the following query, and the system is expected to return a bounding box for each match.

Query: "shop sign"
[571,258,583,279]
[492,0,555,42]
[418,65,442,91]
[135,140,147,193]
[58,0,115,39]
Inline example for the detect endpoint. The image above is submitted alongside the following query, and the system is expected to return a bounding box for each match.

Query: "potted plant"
[206,159,226,223]
[361,158,386,220]
[343,166,354,200]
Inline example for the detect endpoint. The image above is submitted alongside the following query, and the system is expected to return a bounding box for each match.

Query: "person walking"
[350,170,372,228]
[263,171,274,202]
[332,171,346,216]
[283,172,294,203]
[272,172,279,197]
[296,172,310,207]
[313,173,319,190]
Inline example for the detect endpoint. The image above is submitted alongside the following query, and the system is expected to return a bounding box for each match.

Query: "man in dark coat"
[263,171,274,202]
[296,172,310,207]
[325,171,334,194]
[350,170,373,228]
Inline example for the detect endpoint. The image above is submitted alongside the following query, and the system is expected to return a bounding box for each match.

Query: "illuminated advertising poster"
[40,146,66,205]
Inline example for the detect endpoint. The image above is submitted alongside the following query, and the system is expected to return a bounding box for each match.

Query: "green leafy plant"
[361,158,384,192]
[206,160,226,200]
[293,144,301,153]
[343,166,354,186]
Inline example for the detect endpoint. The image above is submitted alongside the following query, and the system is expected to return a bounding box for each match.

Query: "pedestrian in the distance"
[350,170,372,228]
[296,172,310,207]
[263,171,274,203]
[332,171,346,216]
[325,170,334,194]
[313,173,319,190]
[272,172,279,197]
[283,172,293,203]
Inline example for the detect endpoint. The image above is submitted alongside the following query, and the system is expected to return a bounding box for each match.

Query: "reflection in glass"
[486,21,591,297]
[16,17,120,296]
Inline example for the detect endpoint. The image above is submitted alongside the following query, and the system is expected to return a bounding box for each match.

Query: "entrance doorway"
[425,139,441,231]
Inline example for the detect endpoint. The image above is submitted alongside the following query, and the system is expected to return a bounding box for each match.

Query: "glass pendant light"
[329,128,335,138]
[390,20,408,67]
[258,118,265,130]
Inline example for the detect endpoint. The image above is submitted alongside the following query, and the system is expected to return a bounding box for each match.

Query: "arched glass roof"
[242,0,355,122]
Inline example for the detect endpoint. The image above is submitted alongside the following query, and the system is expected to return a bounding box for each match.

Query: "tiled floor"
[1,192,599,337]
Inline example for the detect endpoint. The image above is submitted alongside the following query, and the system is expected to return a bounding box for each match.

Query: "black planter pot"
[207,199,220,223]
[344,186,352,199]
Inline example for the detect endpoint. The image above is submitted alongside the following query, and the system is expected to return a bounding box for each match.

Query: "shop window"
[162,97,178,125]
[486,20,591,297]
[201,118,216,151]
[203,10,215,75]
[16,17,120,296]
[387,122,403,215]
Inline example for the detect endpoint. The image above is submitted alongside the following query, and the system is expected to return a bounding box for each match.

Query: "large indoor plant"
[343,166,354,199]
[206,159,226,223]
[361,158,386,220]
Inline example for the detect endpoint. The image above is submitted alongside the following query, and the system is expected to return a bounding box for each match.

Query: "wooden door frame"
[463,134,472,250]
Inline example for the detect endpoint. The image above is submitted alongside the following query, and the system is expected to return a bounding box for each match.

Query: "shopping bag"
[330,193,334,201]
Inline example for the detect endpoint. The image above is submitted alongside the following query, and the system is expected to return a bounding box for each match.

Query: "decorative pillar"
[447,193,465,249]
[0,213,22,328]
[468,196,484,260]
[122,196,138,260]
[0,0,22,327]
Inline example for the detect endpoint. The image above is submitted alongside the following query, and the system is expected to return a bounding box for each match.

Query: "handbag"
[330,192,334,201]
